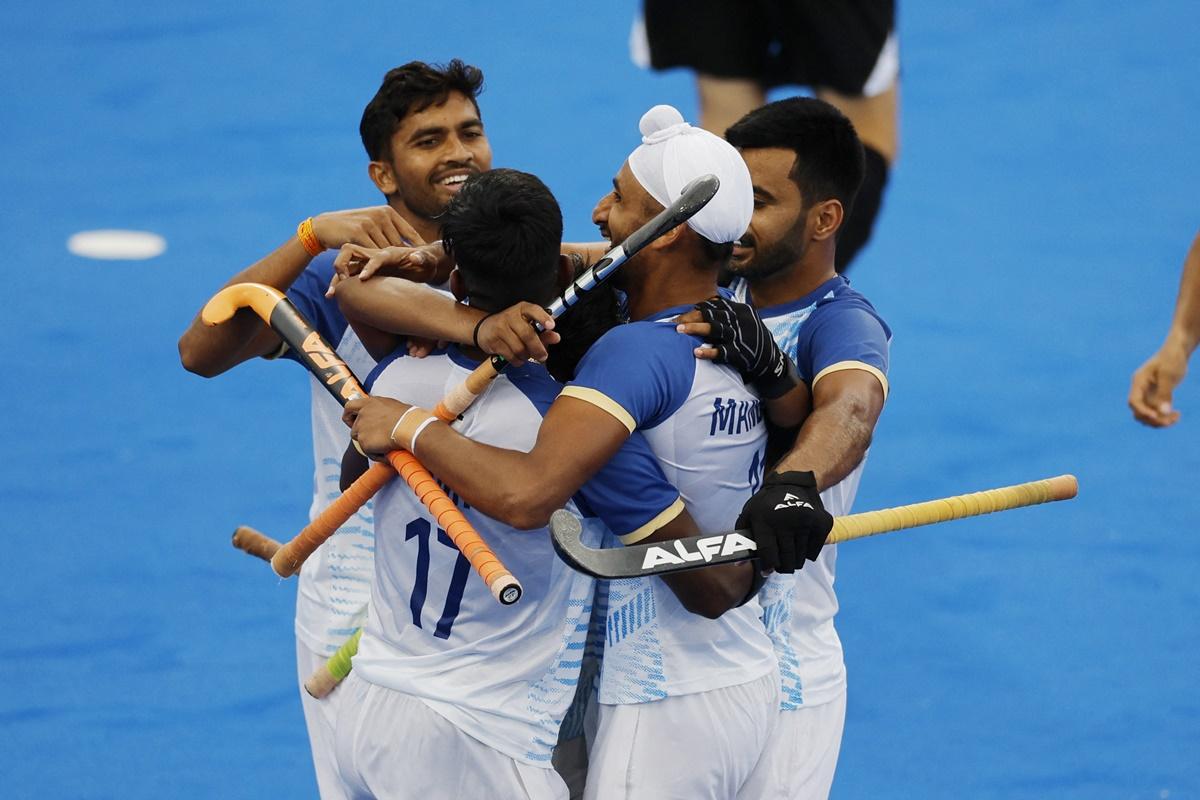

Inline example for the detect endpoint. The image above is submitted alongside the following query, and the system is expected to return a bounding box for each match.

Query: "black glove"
[737,471,833,574]
[693,297,800,399]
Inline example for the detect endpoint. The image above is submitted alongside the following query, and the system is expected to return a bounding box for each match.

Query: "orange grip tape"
[270,463,393,577]
[385,450,518,593]
[232,525,283,563]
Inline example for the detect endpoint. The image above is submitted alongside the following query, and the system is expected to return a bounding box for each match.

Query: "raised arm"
[1129,231,1200,427]
[177,206,419,377]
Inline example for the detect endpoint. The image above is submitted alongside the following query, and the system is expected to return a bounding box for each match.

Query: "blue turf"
[1,1,1198,797]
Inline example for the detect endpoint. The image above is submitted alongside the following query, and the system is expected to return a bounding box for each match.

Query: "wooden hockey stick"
[550,474,1079,579]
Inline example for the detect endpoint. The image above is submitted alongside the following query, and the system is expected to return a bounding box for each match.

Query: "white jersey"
[561,304,778,704]
[355,345,682,767]
[732,275,891,709]
[284,254,377,655]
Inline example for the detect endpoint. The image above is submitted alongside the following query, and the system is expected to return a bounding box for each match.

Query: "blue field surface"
[1,1,1197,797]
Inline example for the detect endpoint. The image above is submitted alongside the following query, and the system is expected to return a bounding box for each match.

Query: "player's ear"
[646,223,685,251]
[810,199,844,242]
[369,160,398,195]
[555,254,574,291]
[449,268,467,302]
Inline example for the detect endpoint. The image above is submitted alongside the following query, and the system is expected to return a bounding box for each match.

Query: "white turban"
[627,104,753,244]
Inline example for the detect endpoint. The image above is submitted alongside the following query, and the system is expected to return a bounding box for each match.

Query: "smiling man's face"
[727,147,809,281]
[379,91,493,224]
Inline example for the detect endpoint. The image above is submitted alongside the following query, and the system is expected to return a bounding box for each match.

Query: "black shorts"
[639,0,895,95]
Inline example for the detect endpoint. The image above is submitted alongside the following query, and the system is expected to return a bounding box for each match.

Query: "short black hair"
[359,60,485,161]
[440,168,563,311]
[726,97,866,212]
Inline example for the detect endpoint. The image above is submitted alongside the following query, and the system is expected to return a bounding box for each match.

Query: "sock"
[836,145,889,274]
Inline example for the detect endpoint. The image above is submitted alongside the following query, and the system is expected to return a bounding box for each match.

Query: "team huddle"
[180,60,890,800]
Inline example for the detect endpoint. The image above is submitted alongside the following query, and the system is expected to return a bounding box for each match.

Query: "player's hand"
[343,396,413,457]
[325,242,444,297]
[310,205,424,252]
[676,298,800,399]
[1129,341,1188,427]
[407,336,442,358]
[737,471,833,574]
[476,303,560,365]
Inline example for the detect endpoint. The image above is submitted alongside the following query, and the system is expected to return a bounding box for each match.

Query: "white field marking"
[67,230,166,260]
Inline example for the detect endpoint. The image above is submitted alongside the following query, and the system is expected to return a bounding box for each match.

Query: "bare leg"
[697,74,767,137]
[816,84,899,164]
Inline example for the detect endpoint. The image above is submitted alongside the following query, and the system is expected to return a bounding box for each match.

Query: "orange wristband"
[297,217,324,256]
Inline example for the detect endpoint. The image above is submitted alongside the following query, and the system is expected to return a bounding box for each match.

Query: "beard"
[732,234,805,281]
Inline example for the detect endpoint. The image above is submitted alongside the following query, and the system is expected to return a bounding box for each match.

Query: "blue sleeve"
[281,252,349,362]
[575,432,681,539]
[564,322,696,431]
[793,301,890,384]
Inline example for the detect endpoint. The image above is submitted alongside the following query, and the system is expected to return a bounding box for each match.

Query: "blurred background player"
[177,59,491,798]
[631,0,898,272]
[1129,230,1200,427]
[677,96,890,798]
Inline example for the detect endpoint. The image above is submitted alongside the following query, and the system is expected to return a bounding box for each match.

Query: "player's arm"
[772,369,885,488]
[1129,230,1200,427]
[628,508,758,619]
[178,206,419,377]
[346,394,630,529]
[562,241,610,266]
[345,394,754,617]
[334,279,561,365]
[733,304,890,573]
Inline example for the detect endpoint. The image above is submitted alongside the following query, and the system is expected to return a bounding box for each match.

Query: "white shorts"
[298,639,351,800]
[584,669,780,800]
[736,691,847,800]
[334,672,569,800]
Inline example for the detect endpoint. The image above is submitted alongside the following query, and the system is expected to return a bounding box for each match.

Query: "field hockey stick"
[549,474,1079,579]
[230,526,365,696]
[231,525,285,564]
[202,283,522,605]
[303,628,363,699]
[432,173,722,420]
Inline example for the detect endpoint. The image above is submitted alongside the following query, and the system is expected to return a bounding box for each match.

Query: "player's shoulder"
[594,311,693,351]
[503,358,564,416]
[805,277,891,338]
[576,309,699,384]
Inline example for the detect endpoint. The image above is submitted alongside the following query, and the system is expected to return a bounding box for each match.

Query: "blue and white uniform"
[282,253,377,800]
[336,346,682,800]
[732,274,890,799]
[560,306,780,800]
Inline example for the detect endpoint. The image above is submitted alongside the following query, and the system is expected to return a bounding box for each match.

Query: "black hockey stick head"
[549,508,759,580]
[543,173,720,320]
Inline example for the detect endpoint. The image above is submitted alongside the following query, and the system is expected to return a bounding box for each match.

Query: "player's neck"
[624,252,719,321]
[388,198,442,245]
[747,254,837,308]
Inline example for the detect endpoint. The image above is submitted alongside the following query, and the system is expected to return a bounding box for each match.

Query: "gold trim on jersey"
[559,386,637,433]
[620,497,686,544]
[812,360,889,399]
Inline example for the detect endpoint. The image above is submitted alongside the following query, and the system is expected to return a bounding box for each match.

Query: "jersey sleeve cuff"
[618,497,686,545]
[812,360,889,399]
[559,386,637,433]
